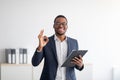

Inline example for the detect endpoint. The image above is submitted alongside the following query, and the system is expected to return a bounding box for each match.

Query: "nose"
[59,24,63,27]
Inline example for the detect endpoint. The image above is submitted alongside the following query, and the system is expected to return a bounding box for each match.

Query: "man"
[32,15,84,80]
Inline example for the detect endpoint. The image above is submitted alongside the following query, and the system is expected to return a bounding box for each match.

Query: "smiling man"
[32,15,84,80]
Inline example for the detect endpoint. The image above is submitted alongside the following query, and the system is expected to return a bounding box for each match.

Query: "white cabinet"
[0,64,33,80]
[0,63,92,80]
[113,65,120,80]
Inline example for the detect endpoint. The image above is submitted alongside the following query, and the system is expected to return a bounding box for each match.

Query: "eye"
[55,23,60,25]
[55,22,67,26]
[62,23,67,26]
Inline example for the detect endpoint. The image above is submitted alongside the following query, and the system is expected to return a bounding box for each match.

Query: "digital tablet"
[61,50,88,67]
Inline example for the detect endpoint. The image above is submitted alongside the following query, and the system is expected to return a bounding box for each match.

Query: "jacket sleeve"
[31,49,44,66]
[75,64,84,71]
[75,40,84,71]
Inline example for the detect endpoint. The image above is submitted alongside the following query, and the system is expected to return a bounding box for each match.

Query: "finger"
[72,58,80,63]
[78,55,83,61]
[71,59,80,65]
[73,57,82,63]
[72,58,77,61]
[43,36,49,42]
[72,57,83,67]
[71,61,77,65]
[74,57,81,61]
[39,29,44,37]
[79,55,82,58]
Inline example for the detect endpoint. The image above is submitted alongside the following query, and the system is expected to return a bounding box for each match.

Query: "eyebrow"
[55,22,67,23]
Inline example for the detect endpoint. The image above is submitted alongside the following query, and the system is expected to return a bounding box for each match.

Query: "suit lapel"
[50,35,58,64]
[67,37,71,57]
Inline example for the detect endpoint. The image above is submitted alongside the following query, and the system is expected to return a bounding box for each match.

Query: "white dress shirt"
[54,35,67,80]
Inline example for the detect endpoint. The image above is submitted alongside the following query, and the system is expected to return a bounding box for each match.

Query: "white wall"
[0,0,120,80]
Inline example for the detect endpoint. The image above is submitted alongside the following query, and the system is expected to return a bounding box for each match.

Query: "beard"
[53,25,68,36]
[55,31,66,36]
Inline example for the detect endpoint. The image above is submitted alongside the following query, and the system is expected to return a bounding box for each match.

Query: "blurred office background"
[0,0,120,80]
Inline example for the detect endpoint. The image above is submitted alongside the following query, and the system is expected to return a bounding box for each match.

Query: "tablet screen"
[61,50,88,67]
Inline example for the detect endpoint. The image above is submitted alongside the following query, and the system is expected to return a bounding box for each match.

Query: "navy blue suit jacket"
[32,35,84,80]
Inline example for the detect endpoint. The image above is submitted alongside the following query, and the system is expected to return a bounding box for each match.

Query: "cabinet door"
[1,64,33,80]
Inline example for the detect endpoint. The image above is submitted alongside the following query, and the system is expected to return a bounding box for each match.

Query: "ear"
[66,25,68,29]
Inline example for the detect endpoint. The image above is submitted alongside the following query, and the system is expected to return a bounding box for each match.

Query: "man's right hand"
[37,29,49,51]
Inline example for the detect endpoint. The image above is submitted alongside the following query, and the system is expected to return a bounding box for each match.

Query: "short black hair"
[54,15,68,23]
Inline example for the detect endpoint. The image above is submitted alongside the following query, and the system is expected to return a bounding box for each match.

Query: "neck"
[56,34,66,41]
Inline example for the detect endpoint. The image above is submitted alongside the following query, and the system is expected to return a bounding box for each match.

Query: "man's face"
[53,17,68,36]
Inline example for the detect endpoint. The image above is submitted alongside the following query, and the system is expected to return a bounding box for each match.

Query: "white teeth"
[58,28,64,32]
[59,28,63,30]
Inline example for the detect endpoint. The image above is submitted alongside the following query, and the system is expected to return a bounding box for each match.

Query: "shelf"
[0,63,33,80]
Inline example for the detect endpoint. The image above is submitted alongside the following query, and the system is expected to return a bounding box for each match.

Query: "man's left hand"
[71,55,84,68]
